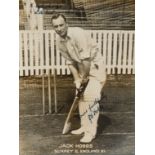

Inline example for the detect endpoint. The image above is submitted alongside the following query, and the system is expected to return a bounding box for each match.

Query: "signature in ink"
[79,93,107,123]
[87,98,100,123]
[79,98,100,124]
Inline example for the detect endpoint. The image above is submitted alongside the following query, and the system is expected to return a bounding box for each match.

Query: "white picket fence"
[19,30,135,76]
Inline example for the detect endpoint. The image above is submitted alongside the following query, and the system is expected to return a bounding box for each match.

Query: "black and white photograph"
[19,0,135,155]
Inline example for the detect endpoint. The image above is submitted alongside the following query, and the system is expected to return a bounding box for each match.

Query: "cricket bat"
[62,79,89,134]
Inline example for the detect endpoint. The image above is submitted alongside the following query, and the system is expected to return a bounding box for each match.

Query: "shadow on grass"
[97,114,111,135]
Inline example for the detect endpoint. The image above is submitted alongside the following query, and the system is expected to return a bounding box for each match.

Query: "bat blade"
[62,97,79,134]
[62,79,89,134]
[62,122,71,134]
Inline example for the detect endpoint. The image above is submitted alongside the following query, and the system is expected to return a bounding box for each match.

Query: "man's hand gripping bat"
[62,78,89,134]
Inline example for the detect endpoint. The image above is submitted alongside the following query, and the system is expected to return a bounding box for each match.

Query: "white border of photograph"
[0,1,19,155]
[136,0,155,155]
[0,0,155,155]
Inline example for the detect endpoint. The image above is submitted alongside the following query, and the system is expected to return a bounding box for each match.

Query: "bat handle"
[76,79,89,97]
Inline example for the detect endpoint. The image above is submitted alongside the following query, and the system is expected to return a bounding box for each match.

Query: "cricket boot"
[71,127,84,135]
[80,132,95,143]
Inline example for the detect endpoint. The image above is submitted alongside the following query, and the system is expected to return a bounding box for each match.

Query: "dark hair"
[51,13,67,24]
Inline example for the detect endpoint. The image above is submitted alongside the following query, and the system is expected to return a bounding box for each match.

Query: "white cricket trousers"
[78,77,104,136]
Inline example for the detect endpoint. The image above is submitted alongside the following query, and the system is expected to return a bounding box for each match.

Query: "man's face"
[52,16,68,38]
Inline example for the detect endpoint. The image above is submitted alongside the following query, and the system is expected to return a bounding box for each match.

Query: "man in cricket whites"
[51,13,106,143]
